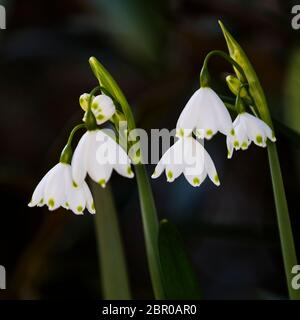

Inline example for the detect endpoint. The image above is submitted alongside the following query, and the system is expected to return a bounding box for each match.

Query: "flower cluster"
[29,54,277,213]
[152,84,276,187]
[29,91,134,215]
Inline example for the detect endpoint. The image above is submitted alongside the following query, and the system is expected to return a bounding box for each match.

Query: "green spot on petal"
[193,177,200,185]
[241,142,248,149]
[96,114,105,121]
[233,140,239,148]
[77,205,83,213]
[91,202,95,211]
[167,171,173,180]
[72,181,78,188]
[230,129,235,136]
[214,175,220,184]
[256,135,263,144]
[48,198,55,208]
[127,166,133,176]
[98,179,106,187]
[39,198,44,205]
[206,129,213,136]
[178,128,184,137]
[65,202,69,208]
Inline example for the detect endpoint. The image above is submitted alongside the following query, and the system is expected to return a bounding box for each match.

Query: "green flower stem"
[267,143,300,300]
[91,181,131,300]
[59,124,86,164]
[135,164,165,299]
[218,21,299,299]
[200,50,247,87]
[89,57,164,299]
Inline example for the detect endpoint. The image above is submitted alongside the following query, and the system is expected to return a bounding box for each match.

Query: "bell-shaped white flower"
[28,163,95,215]
[176,87,233,139]
[80,93,116,125]
[72,130,134,188]
[226,112,276,158]
[152,136,220,187]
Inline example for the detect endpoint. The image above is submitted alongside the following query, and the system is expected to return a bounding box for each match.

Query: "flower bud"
[226,75,252,104]
[79,93,94,111]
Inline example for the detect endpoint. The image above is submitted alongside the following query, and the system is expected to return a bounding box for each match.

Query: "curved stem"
[66,123,86,146]
[201,50,247,85]
[60,124,86,164]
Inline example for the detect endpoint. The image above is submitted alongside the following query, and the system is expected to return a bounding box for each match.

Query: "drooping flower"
[72,129,134,187]
[226,112,276,158]
[152,136,220,187]
[80,93,116,125]
[176,87,233,139]
[28,163,95,215]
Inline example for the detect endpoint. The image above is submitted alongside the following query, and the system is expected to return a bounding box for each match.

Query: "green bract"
[219,21,273,127]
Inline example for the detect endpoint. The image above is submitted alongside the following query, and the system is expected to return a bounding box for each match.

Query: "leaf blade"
[159,219,201,300]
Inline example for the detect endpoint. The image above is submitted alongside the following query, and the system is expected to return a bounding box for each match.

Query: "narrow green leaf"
[159,219,201,300]
[91,181,131,300]
[267,144,300,300]
[135,165,165,299]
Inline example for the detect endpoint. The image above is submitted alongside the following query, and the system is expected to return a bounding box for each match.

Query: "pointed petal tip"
[151,171,159,179]
[213,175,221,186]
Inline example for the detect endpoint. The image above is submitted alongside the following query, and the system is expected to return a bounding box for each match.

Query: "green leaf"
[158,219,201,300]
[91,181,131,300]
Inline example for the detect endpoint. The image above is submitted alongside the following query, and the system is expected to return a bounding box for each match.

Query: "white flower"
[151,136,220,187]
[80,93,116,125]
[176,87,233,139]
[28,163,95,215]
[226,112,276,158]
[72,130,134,188]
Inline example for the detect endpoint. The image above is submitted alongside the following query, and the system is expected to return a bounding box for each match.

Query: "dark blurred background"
[0,0,300,299]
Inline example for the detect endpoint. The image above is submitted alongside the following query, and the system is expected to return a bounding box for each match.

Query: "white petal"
[28,165,57,207]
[72,131,91,185]
[206,87,233,136]
[83,182,95,214]
[182,138,205,176]
[91,95,116,125]
[184,168,207,187]
[204,149,220,186]
[104,133,134,178]
[243,113,267,147]
[87,131,113,187]
[152,139,183,179]
[64,166,86,215]
[176,89,200,137]
[195,88,219,138]
[226,135,234,159]
[44,163,66,210]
